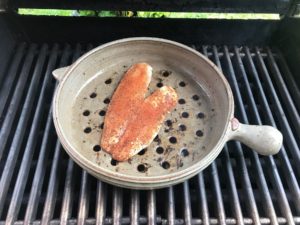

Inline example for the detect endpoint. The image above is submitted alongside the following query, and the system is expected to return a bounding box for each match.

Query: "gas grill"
[0,1,300,224]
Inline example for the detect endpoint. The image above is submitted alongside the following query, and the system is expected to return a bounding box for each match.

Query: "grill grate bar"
[265,48,300,136]
[254,48,300,171]
[167,187,175,225]
[130,190,139,225]
[187,52,271,58]
[210,163,227,225]
[60,159,75,225]
[243,47,300,213]
[225,46,295,225]
[41,140,62,224]
[96,181,106,225]
[223,145,244,225]
[147,190,156,225]
[77,171,90,225]
[197,173,209,225]
[0,43,27,122]
[5,44,50,224]
[183,181,192,225]
[112,187,123,225]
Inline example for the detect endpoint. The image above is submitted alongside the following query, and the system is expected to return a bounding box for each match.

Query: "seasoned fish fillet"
[100,63,178,161]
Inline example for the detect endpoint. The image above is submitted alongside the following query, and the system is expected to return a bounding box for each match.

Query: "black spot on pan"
[156,147,164,154]
[178,99,186,104]
[93,145,101,152]
[192,95,200,101]
[103,98,110,104]
[181,149,189,157]
[176,156,184,169]
[111,159,118,166]
[90,93,97,98]
[196,130,204,137]
[179,124,187,131]
[138,148,147,155]
[83,110,90,116]
[157,82,163,88]
[154,135,161,144]
[197,112,205,119]
[179,81,186,87]
[181,112,189,118]
[165,120,172,127]
[161,70,171,77]
[169,136,177,144]
[99,110,106,116]
[105,78,112,84]
[84,127,92,133]
[162,161,170,169]
[137,164,147,173]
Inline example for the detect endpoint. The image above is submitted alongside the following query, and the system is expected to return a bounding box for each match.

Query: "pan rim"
[53,37,234,184]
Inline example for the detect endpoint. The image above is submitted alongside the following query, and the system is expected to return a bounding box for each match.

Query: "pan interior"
[57,40,231,178]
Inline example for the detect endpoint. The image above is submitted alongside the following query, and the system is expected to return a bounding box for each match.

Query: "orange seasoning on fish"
[100,63,178,161]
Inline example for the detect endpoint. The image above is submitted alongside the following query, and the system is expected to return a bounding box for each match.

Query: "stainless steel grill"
[0,43,299,225]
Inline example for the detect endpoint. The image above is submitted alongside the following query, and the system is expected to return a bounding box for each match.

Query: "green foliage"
[18,8,73,16]
[97,11,119,17]
[18,9,279,20]
[137,11,279,19]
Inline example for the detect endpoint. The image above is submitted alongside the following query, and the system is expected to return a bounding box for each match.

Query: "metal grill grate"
[0,43,299,225]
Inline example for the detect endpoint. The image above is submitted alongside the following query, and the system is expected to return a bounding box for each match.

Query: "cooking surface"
[72,61,212,175]
[66,41,223,178]
[0,43,299,224]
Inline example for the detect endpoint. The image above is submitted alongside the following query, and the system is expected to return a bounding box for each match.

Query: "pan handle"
[228,118,283,155]
[52,66,69,81]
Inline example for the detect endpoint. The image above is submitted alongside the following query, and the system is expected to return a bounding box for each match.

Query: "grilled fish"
[100,63,178,161]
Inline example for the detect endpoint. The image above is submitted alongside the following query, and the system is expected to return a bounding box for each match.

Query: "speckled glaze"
[52,38,283,189]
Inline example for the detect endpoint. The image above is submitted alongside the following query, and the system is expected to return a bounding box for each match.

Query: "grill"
[0,1,300,223]
[0,42,299,224]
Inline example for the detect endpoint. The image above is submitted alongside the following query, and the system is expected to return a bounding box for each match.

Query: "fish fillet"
[100,63,178,161]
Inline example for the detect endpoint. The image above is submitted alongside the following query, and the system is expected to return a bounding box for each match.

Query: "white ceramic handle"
[52,66,69,81]
[229,118,283,155]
